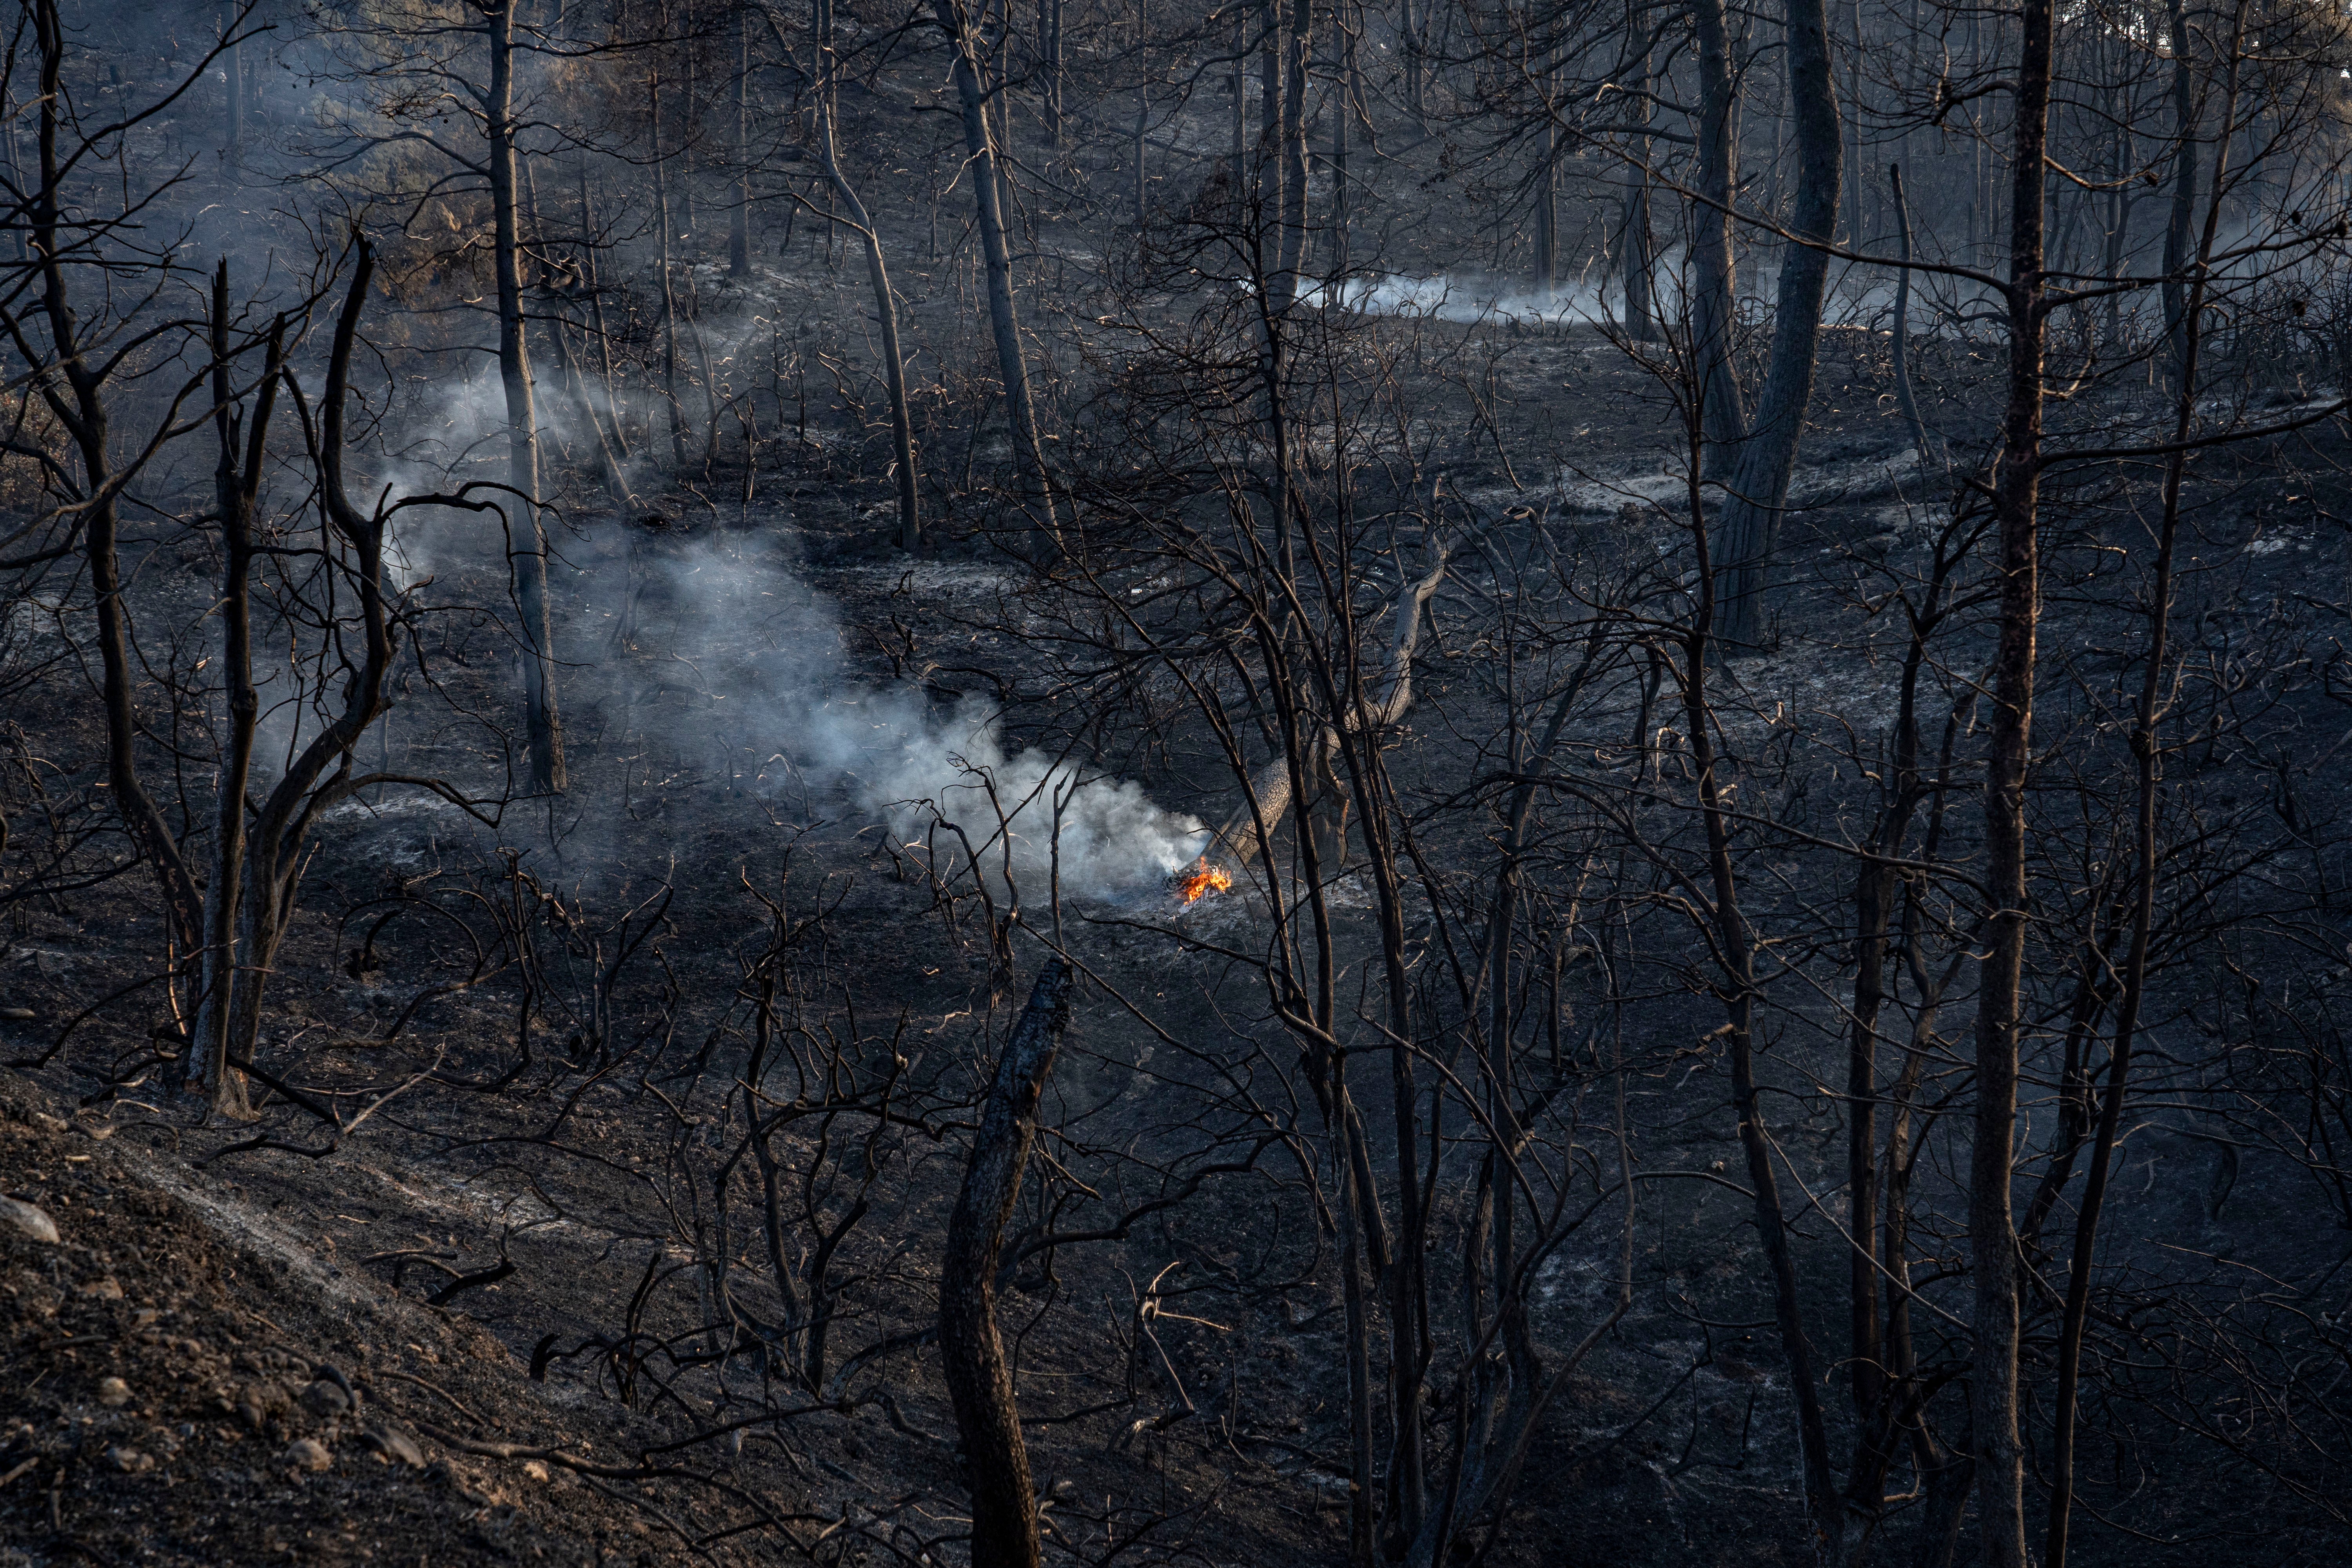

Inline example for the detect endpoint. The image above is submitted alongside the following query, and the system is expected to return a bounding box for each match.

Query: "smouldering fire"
[1174,857,1234,905]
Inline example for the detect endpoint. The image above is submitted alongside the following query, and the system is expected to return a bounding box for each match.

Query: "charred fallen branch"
[1192,537,1450,888]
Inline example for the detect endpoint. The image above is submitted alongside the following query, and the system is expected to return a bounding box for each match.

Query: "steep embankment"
[0,1074,720,1568]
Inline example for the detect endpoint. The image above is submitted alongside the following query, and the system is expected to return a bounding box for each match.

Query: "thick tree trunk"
[1134,55,1149,229]
[1535,69,1558,294]
[488,1,565,794]
[1331,13,1354,274]
[1621,178,1653,341]
[940,960,1073,1568]
[651,69,690,473]
[1842,0,1863,245]
[1229,5,1245,202]
[681,0,699,242]
[1401,0,1423,125]
[1260,0,1280,155]
[1710,0,1840,647]
[1971,0,2054,1556]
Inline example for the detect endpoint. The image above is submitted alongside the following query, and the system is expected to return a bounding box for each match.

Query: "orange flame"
[1174,857,1234,905]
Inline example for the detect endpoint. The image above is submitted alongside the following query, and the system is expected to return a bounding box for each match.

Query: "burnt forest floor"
[8,255,2352,1568]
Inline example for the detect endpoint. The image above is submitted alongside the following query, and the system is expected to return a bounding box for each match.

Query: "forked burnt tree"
[187,236,499,1118]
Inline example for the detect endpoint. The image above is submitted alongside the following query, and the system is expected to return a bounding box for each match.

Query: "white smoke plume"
[835,696,1209,902]
[579,535,1207,904]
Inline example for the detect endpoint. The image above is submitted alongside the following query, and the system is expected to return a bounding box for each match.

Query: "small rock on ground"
[0,1195,57,1243]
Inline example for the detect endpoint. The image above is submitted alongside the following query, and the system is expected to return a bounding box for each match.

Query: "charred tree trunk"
[1710,0,1841,648]
[1535,59,1559,294]
[2047,21,2244,1564]
[1134,22,1149,230]
[220,2,242,169]
[487,0,564,794]
[24,1,201,951]
[933,0,1056,550]
[1040,0,1064,145]
[1273,0,1312,301]
[1887,163,1936,467]
[188,261,281,1123]
[1672,445,1845,1557]
[1260,0,1281,158]
[729,5,751,278]
[1971,0,2055,1556]
[1691,0,1745,463]
[1842,0,1862,246]
[224,236,409,1079]
[1331,11,1355,274]
[1620,15,1656,340]
[940,960,1073,1568]
[800,4,921,550]
[1392,0,1411,124]
[651,67,690,472]
[2160,0,2200,383]
[1229,5,1245,203]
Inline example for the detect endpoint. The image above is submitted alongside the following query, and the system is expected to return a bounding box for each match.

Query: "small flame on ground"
[1174,858,1234,905]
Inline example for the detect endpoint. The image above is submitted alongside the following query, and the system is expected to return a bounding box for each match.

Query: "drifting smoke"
[1301,270,1621,325]
[1318,258,2007,338]
[577,535,1209,903]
